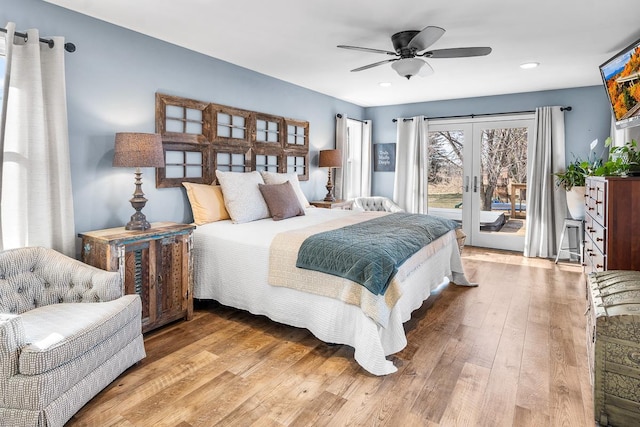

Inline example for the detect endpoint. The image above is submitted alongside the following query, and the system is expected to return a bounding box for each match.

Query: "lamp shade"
[319,149,342,168]
[113,132,165,168]
[391,58,425,79]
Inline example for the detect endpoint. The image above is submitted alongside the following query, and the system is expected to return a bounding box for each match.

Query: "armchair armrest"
[0,314,25,381]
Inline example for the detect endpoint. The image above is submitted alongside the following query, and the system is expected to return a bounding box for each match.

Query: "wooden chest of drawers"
[586,270,640,426]
[584,176,640,273]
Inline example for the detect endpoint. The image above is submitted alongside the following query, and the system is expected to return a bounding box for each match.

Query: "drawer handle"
[596,238,603,242]
[596,264,604,269]
[588,207,594,211]
[629,352,640,365]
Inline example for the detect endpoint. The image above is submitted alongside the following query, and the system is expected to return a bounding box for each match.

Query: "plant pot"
[566,186,585,220]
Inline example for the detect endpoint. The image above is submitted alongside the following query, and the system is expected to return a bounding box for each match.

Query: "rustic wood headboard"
[155,93,309,188]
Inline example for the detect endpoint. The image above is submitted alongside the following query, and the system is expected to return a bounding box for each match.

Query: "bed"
[190,189,475,375]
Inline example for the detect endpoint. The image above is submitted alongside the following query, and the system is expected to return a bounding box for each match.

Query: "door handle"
[464,176,469,193]
[473,176,478,193]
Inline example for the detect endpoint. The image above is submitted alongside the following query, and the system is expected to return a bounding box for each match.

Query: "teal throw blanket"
[296,213,459,295]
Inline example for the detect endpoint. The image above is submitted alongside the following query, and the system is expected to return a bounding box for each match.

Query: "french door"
[427,115,534,251]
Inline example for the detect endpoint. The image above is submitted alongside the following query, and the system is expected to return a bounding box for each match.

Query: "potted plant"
[554,159,591,219]
[596,138,640,176]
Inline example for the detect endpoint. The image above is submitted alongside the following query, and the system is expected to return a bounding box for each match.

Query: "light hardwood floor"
[67,247,593,426]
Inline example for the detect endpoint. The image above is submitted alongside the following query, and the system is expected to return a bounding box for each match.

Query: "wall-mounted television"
[600,37,640,129]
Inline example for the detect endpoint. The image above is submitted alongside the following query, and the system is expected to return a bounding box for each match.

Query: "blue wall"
[1,0,365,240]
[365,86,613,197]
[2,0,613,250]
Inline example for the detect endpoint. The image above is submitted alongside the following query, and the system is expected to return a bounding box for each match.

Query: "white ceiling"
[45,0,640,107]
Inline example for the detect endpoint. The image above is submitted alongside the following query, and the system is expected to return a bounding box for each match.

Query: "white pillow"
[215,170,269,223]
[260,171,310,208]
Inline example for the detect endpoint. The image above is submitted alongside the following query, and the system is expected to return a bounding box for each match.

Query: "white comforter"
[192,208,470,375]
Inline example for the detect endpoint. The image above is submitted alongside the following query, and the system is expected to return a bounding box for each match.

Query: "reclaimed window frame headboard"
[155,93,309,188]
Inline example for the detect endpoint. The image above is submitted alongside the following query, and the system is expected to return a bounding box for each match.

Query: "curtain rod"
[336,114,367,124]
[392,106,572,122]
[0,27,76,53]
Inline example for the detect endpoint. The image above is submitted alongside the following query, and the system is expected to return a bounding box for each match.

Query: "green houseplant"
[596,138,640,176]
[554,159,590,191]
[555,154,602,220]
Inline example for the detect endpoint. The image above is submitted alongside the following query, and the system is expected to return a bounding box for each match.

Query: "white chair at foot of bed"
[351,196,405,213]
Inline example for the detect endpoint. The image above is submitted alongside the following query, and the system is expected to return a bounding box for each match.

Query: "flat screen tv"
[600,37,640,129]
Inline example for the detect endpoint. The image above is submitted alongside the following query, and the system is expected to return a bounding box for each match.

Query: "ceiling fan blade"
[351,58,398,72]
[424,47,492,58]
[408,26,445,52]
[337,45,397,56]
[417,61,434,77]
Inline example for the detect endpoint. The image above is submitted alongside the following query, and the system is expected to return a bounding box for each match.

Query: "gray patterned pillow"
[215,170,269,223]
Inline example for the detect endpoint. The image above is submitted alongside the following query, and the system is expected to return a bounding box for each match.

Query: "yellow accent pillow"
[182,182,230,225]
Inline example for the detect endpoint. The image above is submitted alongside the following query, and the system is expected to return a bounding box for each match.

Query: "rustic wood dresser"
[586,270,640,426]
[79,222,195,333]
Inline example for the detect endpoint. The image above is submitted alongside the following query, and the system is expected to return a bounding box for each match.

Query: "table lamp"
[319,149,342,202]
[112,132,165,230]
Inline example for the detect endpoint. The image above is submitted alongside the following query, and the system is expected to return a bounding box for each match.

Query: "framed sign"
[374,143,396,172]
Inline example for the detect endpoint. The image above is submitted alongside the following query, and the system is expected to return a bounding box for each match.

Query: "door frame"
[428,114,534,251]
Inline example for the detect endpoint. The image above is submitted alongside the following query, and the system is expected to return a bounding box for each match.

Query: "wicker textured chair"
[0,247,145,427]
[351,196,405,213]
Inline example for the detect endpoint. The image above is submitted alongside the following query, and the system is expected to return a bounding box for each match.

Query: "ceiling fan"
[338,26,492,79]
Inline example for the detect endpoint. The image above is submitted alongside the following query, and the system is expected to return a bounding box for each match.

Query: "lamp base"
[323,192,336,202]
[324,168,336,202]
[125,211,151,231]
[125,168,152,231]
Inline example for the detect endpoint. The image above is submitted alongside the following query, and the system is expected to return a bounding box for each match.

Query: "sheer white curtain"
[334,114,372,200]
[1,25,75,255]
[524,106,567,258]
[334,114,347,200]
[393,116,428,214]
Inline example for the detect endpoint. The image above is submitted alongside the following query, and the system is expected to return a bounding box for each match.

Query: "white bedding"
[192,208,471,375]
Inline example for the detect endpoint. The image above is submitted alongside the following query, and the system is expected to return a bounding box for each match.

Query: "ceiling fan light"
[520,62,540,69]
[392,58,425,79]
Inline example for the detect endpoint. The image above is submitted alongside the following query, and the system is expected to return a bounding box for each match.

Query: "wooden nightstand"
[78,222,195,333]
[310,200,352,209]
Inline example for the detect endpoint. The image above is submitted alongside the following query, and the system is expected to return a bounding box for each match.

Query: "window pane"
[165,150,184,163]
[166,105,183,118]
[185,122,202,134]
[186,151,202,163]
[217,113,230,125]
[165,165,184,179]
[217,152,230,164]
[186,108,202,121]
[231,128,245,139]
[166,119,183,133]
[185,166,202,178]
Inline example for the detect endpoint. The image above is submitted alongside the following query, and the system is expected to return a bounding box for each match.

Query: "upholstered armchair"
[352,196,405,213]
[0,246,146,427]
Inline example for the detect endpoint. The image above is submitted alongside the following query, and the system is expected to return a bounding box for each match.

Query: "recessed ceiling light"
[520,62,540,69]
[379,82,392,87]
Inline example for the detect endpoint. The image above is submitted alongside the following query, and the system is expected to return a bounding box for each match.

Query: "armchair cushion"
[19,295,141,375]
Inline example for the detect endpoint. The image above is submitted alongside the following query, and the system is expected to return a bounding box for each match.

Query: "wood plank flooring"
[67,247,593,426]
